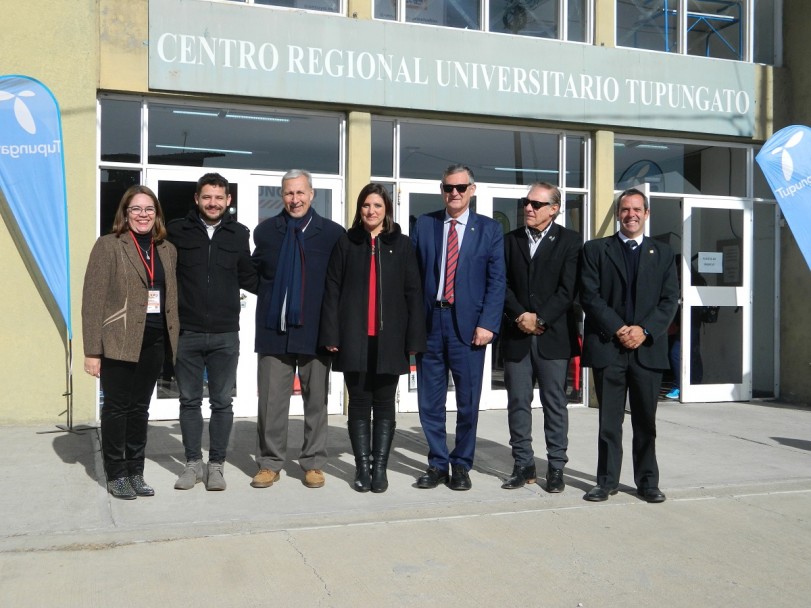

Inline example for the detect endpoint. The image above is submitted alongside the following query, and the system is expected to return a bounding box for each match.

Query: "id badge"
[147,289,161,314]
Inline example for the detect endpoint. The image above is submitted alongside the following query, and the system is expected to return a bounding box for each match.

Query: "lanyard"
[130,231,155,287]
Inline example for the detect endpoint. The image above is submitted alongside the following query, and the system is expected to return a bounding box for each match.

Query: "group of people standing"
[82,164,678,505]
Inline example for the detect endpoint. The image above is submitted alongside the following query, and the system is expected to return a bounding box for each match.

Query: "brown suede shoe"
[304,469,325,488]
[250,468,280,488]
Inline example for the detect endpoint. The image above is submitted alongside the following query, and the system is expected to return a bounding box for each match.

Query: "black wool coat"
[320,224,427,375]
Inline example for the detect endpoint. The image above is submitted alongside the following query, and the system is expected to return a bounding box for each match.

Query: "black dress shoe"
[449,464,472,491]
[501,464,536,489]
[637,487,666,503]
[545,467,565,493]
[416,466,449,489]
[584,485,618,502]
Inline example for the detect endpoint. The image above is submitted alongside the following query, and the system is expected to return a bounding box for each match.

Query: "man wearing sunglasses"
[411,164,506,490]
[501,183,581,493]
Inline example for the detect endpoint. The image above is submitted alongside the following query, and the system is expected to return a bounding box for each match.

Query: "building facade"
[2,0,808,424]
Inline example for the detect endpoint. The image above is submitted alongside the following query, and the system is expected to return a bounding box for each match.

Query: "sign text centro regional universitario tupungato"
[148,0,755,138]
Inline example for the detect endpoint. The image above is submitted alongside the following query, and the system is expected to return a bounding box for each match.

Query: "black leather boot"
[371,419,396,493]
[348,419,372,492]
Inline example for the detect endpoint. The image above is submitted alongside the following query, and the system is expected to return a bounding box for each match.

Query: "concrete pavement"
[1,400,810,607]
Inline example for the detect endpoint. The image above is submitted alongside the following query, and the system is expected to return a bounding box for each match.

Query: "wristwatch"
[536,317,547,330]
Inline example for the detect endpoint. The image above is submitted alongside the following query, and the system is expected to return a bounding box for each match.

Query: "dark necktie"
[443,220,459,304]
[623,239,640,323]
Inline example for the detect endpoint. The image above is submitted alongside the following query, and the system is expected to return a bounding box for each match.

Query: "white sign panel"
[698,251,723,274]
[148,0,756,137]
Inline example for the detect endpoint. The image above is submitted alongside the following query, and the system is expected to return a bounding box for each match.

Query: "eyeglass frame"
[127,206,157,216]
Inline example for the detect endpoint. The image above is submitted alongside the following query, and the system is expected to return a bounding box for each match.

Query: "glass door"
[680,197,752,402]
[144,168,344,420]
[145,167,256,420]
[396,181,443,412]
[250,172,345,416]
[396,181,530,412]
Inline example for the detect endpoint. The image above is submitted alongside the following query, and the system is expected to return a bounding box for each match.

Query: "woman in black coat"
[321,183,426,492]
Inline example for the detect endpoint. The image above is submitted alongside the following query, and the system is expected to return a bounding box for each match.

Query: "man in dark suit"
[251,169,344,490]
[580,188,679,503]
[411,164,506,491]
[501,182,581,493]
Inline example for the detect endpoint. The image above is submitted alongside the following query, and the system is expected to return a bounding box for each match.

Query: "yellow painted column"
[591,129,616,239]
[594,0,616,48]
[347,0,373,20]
[346,111,373,227]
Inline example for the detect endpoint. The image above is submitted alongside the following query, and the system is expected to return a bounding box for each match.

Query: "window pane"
[616,0,677,53]
[754,0,777,65]
[567,0,587,42]
[615,140,746,196]
[375,0,397,20]
[565,135,585,188]
[489,0,558,38]
[686,1,743,61]
[564,192,585,238]
[147,105,341,174]
[407,0,481,30]
[100,99,141,163]
[752,201,776,396]
[400,122,558,184]
[99,169,141,234]
[691,305,742,383]
[258,183,334,223]
[255,0,340,13]
[690,207,744,288]
[371,117,395,177]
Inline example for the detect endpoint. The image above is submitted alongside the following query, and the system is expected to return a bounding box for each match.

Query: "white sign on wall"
[148,0,756,137]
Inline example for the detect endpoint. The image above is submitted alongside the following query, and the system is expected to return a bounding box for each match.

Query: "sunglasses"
[442,183,471,194]
[520,197,555,210]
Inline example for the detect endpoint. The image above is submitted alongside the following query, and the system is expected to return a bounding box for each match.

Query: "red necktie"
[443,220,458,304]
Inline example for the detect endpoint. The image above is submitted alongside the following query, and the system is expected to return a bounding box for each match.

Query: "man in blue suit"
[411,164,506,490]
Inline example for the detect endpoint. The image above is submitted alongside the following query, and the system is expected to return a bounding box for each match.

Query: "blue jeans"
[175,331,239,463]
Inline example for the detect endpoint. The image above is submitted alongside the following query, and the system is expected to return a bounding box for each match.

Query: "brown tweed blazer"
[81,233,179,363]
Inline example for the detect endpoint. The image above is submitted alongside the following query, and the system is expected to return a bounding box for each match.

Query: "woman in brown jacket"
[82,185,179,499]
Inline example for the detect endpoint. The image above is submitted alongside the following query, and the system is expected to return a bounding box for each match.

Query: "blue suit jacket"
[411,209,506,343]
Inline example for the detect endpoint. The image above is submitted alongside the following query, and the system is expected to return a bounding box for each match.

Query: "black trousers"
[593,351,662,491]
[344,337,398,422]
[100,327,165,480]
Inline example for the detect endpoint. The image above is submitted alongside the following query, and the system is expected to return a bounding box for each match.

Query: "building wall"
[1,1,99,424]
[0,1,798,422]
[777,0,811,405]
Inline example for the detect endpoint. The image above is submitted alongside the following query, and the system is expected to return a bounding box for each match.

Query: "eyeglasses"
[520,197,555,210]
[442,183,471,194]
[127,206,156,216]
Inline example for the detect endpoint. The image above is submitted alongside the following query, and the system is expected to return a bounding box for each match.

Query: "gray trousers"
[256,353,331,472]
[503,339,570,470]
